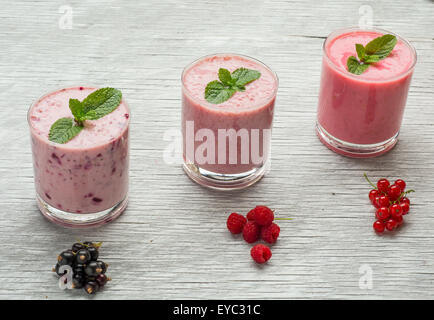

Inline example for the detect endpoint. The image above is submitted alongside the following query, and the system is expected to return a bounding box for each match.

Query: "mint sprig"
[48,87,122,144]
[48,118,83,144]
[347,34,397,75]
[204,67,261,104]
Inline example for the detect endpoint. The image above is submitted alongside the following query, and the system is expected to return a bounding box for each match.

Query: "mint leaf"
[218,68,232,86]
[205,80,236,104]
[356,43,380,63]
[347,56,370,75]
[82,87,122,120]
[48,118,83,144]
[365,34,397,59]
[355,44,365,60]
[231,68,261,87]
[204,67,261,104]
[363,55,381,63]
[69,99,84,122]
[48,87,123,144]
[347,34,397,75]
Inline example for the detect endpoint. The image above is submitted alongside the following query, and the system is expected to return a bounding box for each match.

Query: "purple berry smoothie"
[182,54,278,189]
[28,87,129,222]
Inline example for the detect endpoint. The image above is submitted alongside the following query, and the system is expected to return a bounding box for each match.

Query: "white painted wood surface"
[0,0,433,299]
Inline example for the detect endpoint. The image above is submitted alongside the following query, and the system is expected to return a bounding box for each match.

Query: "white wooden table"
[1,0,433,299]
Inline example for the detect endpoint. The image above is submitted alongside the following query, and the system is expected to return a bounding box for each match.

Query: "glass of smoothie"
[316,27,417,157]
[182,54,278,190]
[28,86,130,227]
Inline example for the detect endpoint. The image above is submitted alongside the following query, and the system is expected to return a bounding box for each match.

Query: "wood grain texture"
[0,0,434,299]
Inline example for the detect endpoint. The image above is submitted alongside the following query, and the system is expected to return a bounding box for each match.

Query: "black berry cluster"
[53,241,110,295]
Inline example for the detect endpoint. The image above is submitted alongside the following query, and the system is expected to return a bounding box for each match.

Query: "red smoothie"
[317,28,416,157]
[28,87,130,226]
[182,54,278,189]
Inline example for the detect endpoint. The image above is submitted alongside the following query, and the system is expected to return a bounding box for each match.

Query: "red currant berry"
[373,220,385,233]
[377,179,390,193]
[378,195,390,208]
[400,197,410,206]
[373,196,381,208]
[400,202,410,215]
[390,204,402,219]
[394,179,406,191]
[369,189,380,202]
[393,215,404,226]
[375,207,390,220]
[386,219,398,231]
[388,184,402,201]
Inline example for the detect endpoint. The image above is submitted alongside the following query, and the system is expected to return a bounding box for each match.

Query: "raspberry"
[249,206,274,226]
[226,213,247,234]
[260,223,280,244]
[246,208,256,221]
[242,221,260,243]
[250,244,272,264]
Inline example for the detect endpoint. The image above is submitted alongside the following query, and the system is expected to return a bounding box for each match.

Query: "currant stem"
[76,240,103,249]
[364,173,377,189]
[395,189,415,203]
[275,218,293,221]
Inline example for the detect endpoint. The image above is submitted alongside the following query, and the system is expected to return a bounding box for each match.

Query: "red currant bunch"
[365,174,414,233]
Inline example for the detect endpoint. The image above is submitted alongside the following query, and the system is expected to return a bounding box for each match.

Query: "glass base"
[36,194,128,228]
[316,123,398,158]
[182,162,269,190]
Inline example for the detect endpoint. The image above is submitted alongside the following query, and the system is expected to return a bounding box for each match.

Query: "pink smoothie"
[317,29,416,146]
[28,87,129,214]
[182,54,278,174]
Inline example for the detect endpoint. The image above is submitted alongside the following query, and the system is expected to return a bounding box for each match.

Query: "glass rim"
[322,26,417,83]
[181,53,279,112]
[27,86,131,150]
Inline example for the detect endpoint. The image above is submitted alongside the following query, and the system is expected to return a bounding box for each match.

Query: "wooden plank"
[0,0,433,299]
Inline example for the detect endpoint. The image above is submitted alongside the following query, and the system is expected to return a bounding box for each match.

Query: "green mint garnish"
[48,87,122,144]
[347,56,370,75]
[364,34,397,59]
[69,99,85,123]
[205,81,237,105]
[81,87,122,121]
[205,67,261,104]
[347,34,397,75]
[48,118,83,144]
